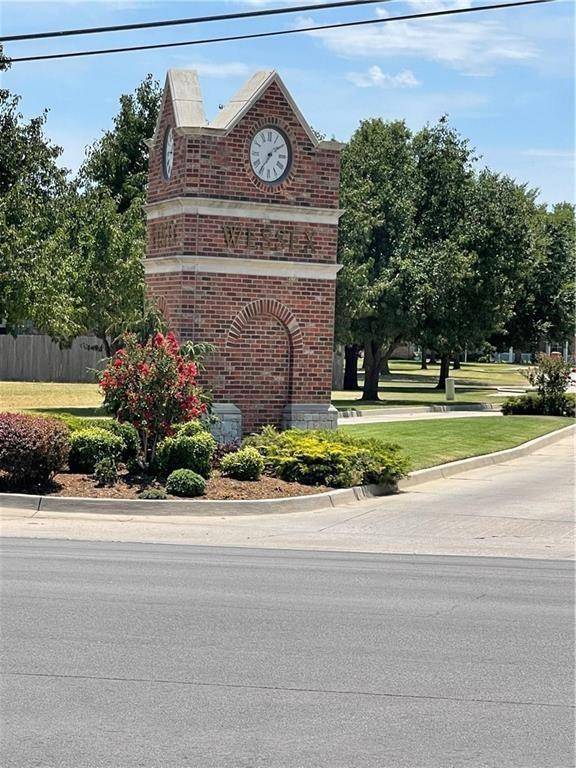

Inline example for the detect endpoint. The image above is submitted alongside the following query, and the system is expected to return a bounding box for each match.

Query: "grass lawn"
[0,382,102,412]
[333,361,528,410]
[341,416,569,470]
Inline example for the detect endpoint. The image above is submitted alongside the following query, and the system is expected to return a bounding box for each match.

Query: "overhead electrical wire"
[0,0,390,43]
[5,0,555,64]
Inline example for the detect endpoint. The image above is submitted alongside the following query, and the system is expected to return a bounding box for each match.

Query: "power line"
[0,0,389,44]
[6,0,555,65]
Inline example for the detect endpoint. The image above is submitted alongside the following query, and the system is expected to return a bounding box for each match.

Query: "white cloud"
[347,66,420,89]
[522,149,575,160]
[301,4,538,76]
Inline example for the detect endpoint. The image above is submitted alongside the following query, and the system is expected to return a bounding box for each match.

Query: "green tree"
[411,117,477,386]
[81,74,161,212]
[0,49,69,331]
[538,203,575,344]
[40,189,146,356]
[337,119,420,400]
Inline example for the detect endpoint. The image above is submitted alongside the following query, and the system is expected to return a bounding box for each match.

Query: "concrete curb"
[0,424,572,516]
[398,423,574,489]
[0,483,396,517]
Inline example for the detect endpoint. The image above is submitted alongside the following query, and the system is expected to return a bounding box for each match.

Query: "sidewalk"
[338,409,502,425]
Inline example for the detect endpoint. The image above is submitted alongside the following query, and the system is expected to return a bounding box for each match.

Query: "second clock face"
[250,127,291,184]
[163,127,174,180]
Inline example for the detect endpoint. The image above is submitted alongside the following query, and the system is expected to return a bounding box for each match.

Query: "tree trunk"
[380,339,400,376]
[332,344,344,391]
[453,354,461,370]
[343,344,359,390]
[436,353,451,390]
[98,334,112,358]
[420,349,428,370]
[363,340,373,373]
[361,340,382,401]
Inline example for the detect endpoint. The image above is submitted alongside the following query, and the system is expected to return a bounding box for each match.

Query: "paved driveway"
[1,435,573,559]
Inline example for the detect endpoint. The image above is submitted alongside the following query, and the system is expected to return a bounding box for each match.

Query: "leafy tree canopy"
[80,74,161,212]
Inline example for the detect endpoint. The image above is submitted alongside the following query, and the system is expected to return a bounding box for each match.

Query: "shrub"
[166,469,206,497]
[523,354,572,415]
[501,393,543,415]
[244,427,409,488]
[220,446,264,481]
[99,331,206,468]
[68,428,124,473]
[0,412,69,486]
[105,421,140,463]
[212,441,241,468]
[502,391,575,417]
[156,431,216,478]
[174,420,208,438]
[138,487,168,500]
[93,457,118,487]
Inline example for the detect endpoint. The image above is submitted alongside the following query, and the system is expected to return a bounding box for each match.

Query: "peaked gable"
[208,70,318,146]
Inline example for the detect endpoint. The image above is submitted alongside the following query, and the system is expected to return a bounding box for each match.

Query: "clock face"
[250,127,291,184]
[163,127,174,180]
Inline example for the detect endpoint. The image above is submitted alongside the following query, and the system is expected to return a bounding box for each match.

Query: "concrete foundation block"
[282,403,339,431]
[210,403,242,444]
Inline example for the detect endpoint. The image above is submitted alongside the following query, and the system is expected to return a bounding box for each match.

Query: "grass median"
[341,416,570,470]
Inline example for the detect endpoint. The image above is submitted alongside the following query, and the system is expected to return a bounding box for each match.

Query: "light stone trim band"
[144,196,344,225]
[144,255,342,280]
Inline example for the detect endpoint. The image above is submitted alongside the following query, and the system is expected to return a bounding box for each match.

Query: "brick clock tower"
[145,69,343,439]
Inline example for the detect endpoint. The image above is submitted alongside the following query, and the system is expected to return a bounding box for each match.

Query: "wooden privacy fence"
[0,335,107,382]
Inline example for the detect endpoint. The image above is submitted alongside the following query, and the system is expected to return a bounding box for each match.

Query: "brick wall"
[145,72,340,432]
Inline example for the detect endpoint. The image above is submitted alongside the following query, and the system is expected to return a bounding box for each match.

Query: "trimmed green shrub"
[156,431,216,478]
[106,421,140,463]
[0,412,69,486]
[93,457,118,487]
[220,446,264,481]
[244,427,409,488]
[502,392,575,417]
[138,487,168,500]
[174,420,208,438]
[501,393,543,415]
[68,428,124,473]
[166,469,206,497]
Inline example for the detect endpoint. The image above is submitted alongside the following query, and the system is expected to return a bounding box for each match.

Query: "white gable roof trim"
[150,68,342,152]
[150,69,207,147]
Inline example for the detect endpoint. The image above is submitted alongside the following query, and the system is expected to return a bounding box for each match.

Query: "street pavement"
[0,539,574,768]
[1,434,573,559]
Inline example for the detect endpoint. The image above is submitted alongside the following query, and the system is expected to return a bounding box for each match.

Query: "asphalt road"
[1,539,574,767]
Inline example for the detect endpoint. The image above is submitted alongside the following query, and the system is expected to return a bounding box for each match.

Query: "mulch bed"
[1,470,329,501]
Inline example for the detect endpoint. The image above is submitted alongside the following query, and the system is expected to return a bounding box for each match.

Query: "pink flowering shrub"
[99,332,206,466]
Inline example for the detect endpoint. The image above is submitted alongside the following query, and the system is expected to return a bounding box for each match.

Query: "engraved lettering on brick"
[220,222,314,255]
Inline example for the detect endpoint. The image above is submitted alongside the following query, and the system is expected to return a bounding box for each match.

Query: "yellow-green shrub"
[244,427,409,488]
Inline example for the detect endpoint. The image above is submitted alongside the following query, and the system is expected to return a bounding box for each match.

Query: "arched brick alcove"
[225,299,304,433]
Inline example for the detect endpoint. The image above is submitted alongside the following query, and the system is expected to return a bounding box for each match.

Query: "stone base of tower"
[210,403,243,444]
[282,403,339,431]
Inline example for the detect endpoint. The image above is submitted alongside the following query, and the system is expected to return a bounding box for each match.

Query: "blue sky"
[2,0,574,204]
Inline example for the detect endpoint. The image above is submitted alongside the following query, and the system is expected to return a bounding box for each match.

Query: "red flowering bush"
[99,332,206,466]
[0,413,69,487]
